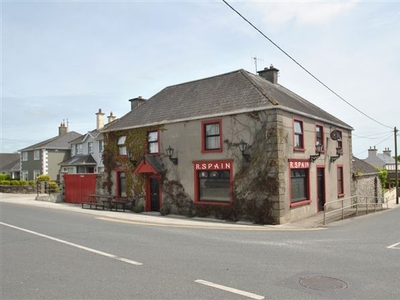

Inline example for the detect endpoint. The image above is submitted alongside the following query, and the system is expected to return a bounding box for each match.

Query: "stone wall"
[0,185,36,194]
[353,174,383,202]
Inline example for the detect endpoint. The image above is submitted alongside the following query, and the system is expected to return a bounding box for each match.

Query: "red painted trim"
[145,175,162,212]
[337,164,345,197]
[193,159,233,205]
[288,159,310,207]
[134,158,158,174]
[316,166,326,212]
[290,200,311,208]
[201,119,223,153]
[147,129,160,154]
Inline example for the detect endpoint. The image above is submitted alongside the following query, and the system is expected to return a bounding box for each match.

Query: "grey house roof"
[60,154,97,166]
[103,69,352,132]
[0,153,20,173]
[20,131,82,151]
[352,156,379,175]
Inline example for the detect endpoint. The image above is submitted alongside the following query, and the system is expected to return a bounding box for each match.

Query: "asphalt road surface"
[1,200,399,300]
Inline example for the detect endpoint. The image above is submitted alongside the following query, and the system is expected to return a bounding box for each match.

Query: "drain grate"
[299,276,348,291]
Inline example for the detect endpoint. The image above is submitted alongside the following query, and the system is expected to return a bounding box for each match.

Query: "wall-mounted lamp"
[330,146,342,163]
[127,151,137,166]
[238,139,250,162]
[310,143,323,163]
[165,146,178,165]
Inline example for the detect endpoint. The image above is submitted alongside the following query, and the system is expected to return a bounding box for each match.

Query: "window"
[198,170,230,202]
[194,160,232,204]
[118,171,127,198]
[88,142,93,154]
[22,152,28,161]
[202,120,222,152]
[294,120,304,149]
[33,170,41,180]
[337,166,344,196]
[118,136,127,155]
[147,131,159,154]
[291,169,309,202]
[76,144,83,155]
[316,125,324,151]
[289,159,310,207]
[21,170,28,181]
[98,140,104,153]
[34,150,40,160]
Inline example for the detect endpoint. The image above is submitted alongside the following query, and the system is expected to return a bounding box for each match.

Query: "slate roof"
[103,69,352,132]
[0,153,20,173]
[60,154,97,166]
[352,156,379,175]
[20,131,82,151]
[69,129,101,145]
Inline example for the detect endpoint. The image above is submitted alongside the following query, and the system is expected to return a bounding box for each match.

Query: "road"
[1,198,399,299]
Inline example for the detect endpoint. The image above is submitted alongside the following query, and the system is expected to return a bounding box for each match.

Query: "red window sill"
[290,200,311,208]
[201,149,223,154]
[338,193,345,198]
[294,148,305,152]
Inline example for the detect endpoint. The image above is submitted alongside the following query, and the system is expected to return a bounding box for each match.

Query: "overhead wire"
[222,0,393,130]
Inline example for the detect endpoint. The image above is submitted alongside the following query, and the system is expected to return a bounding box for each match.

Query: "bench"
[102,198,129,212]
[81,202,105,210]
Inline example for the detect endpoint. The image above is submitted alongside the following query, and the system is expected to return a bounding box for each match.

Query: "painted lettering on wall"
[289,161,310,169]
[194,162,232,170]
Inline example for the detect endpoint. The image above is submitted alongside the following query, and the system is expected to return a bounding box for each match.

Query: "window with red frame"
[337,166,344,196]
[316,125,324,150]
[198,170,230,203]
[294,120,304,149]
[337,130,343,154]
[291,169,309,203]
[202,120,222,151]
[147,131,159,154]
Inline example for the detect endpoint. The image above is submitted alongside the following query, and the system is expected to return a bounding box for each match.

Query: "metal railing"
[323,195,389,225]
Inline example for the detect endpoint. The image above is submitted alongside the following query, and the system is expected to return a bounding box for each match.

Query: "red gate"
[64,174,96,203]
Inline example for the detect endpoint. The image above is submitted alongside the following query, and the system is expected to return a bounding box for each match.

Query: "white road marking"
[0,222,142,266]
[387,241,400,249]
[195,279,265,300]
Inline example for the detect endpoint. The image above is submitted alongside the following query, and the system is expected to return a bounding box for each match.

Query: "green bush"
[2,180,10,185]
[19,180,27,186]
[0,174,11,181]
[10,180,20,186]
[37,174,50,182]
[28,180,35,186]
[48,181,59,192]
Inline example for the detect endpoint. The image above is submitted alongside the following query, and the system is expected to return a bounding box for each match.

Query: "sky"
[1,0,399,159]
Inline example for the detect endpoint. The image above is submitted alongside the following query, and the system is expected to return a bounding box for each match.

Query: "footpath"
[1,192,398,231]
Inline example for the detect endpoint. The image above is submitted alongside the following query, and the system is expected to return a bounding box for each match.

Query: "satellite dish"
[330,130,340,140]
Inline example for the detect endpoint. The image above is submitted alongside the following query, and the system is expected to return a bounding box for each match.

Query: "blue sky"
[2,0,399,159]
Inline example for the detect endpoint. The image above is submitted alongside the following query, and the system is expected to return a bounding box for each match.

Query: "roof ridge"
[239,70,279,106]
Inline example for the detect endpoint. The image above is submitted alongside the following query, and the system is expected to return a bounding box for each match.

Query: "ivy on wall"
[102,126,163,197]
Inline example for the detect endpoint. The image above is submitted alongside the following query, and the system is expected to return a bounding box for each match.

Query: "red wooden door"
[64,174,96,203]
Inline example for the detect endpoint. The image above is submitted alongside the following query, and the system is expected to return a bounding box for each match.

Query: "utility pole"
[395,127,399,204]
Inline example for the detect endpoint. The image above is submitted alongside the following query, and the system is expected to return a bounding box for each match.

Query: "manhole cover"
[299,276,348,291]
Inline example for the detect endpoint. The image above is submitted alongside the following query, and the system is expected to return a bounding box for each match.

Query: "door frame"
[316,166,326,212]
[146,175,162,212]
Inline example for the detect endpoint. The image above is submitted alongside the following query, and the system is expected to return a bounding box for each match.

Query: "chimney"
[58,122,68,136]
[107,112,116,123]
[258,64,279,84]
[368,146,378,157]
[96,108,105,130]
[129,96,146,111]
[383,147,391,157]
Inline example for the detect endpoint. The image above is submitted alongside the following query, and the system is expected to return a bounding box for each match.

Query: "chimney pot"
[258,65,279,84]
